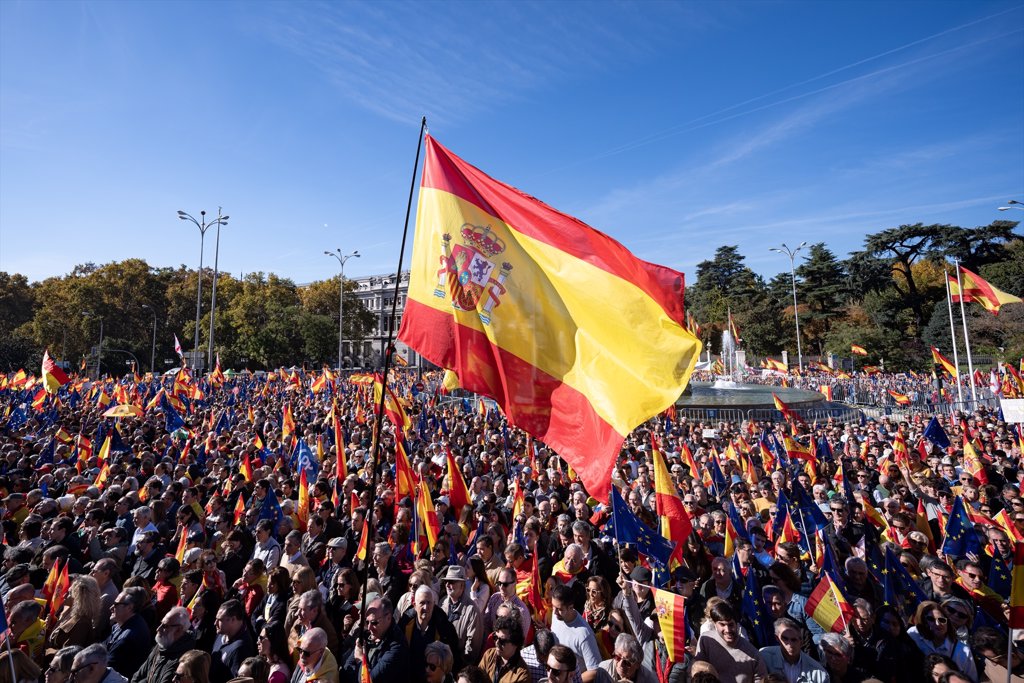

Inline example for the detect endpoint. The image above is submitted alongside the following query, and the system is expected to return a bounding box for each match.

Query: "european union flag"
[726,501,750,541]
[790,480,829,533]
[940,496,982,559]
[741,564,775,648]
[708,458,728,496]
[6,407,28,432]
[923,417,951,450]
[608,486,676,568]
[160,395,187,433]
[258,487,284,530]
[213,411,230,435]
[816,437,833,462]
[885,547,927,617]
[820,537,845,591]
[989,553,1012,599]
[771,490,791,540]
[38,438,56,466]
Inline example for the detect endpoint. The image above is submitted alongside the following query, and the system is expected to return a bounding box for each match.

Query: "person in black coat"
[396,586,463,683]
[104,587,153,678]
[345,596,409,683]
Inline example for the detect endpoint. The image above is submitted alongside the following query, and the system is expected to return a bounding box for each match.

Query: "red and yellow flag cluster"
[397,136,701,503]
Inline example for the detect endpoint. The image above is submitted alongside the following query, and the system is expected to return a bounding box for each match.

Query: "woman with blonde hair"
[174,650,211,683]
[49,575,101,651]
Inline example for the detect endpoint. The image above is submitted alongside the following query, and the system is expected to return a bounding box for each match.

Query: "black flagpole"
[357,116,427,636]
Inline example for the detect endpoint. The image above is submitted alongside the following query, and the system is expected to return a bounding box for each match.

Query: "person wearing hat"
[439,565,482,664]
[319,537,348,594]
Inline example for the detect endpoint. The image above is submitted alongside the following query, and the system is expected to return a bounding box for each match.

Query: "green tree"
[861,224,948,334]
[796,244,848,354]
[0,272,34,336]
[937,220,1020,271]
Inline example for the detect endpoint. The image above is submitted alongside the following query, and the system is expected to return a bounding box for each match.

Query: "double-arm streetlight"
[177,208,229,369]
[998,199,1023,211]
[324,249,360,370]
[770,241,807,372]
[141,304,157,375]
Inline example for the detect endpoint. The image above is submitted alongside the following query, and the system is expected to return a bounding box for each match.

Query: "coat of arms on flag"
[435,225,511,325]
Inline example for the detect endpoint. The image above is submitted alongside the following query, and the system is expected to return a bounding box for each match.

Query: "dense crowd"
[0,365,1022,683]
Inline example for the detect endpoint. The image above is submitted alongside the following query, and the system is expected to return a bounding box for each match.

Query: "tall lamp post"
[998,199,1023,212]
[177,209,229,368]
[770,241,808,372]
[142,304,157,375]
[324,248,360,370]
[82,311,103,379]
[207,207,229,369]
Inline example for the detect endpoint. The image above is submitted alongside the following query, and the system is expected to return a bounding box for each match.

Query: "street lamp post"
[82,311,104,379]
[207,207,228,369]
[142,304,157,375]
[324,248,360,370]
[770,241,808,372]
[177,209,229,369]
[998,199,1023,211]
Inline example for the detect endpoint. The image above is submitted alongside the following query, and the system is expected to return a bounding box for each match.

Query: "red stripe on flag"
[420,137,686,323]
[401,298,622,500]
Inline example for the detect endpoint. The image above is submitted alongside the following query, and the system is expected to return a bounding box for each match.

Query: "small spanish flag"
[240,452,254,483]
[652,587,688,662]
[233,495,246,525]
[805,573,853,633]
[1010,542,1024,628]
[851,344,868,356]
[354,516,370,562]
[931,347,957,377]
[887,390,911,406]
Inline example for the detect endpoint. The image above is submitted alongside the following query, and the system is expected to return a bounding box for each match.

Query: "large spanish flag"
[951,267,1022,315]
[398,136,701,503]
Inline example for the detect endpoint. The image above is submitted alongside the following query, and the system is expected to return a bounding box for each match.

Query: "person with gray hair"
[345,597,409,683]
[289,589,339,660]
[819,632,867,682]
[594,634,656,683]
[290,627,338,683]
[423,642,453,683]
[130,606,196,683]
[398,584,463,679]
[758,617,828,682]
[72,644,128,683]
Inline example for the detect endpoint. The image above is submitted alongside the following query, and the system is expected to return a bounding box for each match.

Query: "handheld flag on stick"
[851,344,868,356]
[41,350,70,393]
[805,573,853,633]
[651,587,688,662]
[396,136,702,504]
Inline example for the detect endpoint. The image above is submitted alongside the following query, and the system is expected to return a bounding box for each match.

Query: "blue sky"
[2,0,1022,286]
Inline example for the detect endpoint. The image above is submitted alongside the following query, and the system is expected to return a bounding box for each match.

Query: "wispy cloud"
[249,1,690,125]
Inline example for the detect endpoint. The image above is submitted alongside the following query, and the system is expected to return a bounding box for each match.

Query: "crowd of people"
[0,363,1022,683]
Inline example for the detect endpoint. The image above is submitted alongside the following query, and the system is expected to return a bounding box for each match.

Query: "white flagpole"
[954,260,978,404]
[944,272,964,403]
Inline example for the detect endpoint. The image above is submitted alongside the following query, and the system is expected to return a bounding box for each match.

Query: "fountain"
[712,329,742,389]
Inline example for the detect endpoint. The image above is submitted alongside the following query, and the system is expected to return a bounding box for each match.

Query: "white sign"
[1000,399,1024,424]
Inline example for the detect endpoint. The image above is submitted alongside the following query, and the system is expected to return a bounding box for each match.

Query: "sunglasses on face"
[546,666,571,677]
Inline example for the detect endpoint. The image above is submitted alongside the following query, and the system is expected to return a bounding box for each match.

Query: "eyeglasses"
[112,601,131,608]
[426,663,440,672]
[613,655,639,667]
[546,666,572,677]
[925,615,948,625]
[963,572,983,580]
[830,508,846,514]
[606,621,623,632]
[948,610,970,620]
[366,619,380,627]
[495,637,511,647]
[297,647,324,659]
[69,663,97,680]
[586,588,602,595]
[498,580,516,587]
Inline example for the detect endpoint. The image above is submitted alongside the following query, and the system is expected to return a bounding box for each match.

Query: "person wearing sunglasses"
[45,646,81,683]
[67,644,125,683]
[170,651,210,683]
[345,597,409,683]
[131,607,195,683]
[907,601,977,682]
[291,627,338,683]
[423,642,454,683]
[210,599,256,683]
[594,633,657,683]
[479,615,529,683]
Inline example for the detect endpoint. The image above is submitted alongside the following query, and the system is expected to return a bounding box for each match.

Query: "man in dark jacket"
[211,599,256,683]
[131,607,195,683]
[346,597,409,683]
[397,585,463,682]
[105,587,153,678]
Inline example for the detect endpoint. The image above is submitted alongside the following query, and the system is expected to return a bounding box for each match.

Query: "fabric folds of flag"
[651,587,688,662]
[941,496,982,559]
[953,266,1023,315]
[887,390,911,405]
[851,344,868,356]
[805,574,853,633]
[930,347,958,377]
[651,440,692,566]
[608,486,676,569]
[1009,542,1024,628]
[41,350,70,393]
[397,136,702,504]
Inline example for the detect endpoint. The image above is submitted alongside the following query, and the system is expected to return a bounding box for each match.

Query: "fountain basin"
[676,382,825,409]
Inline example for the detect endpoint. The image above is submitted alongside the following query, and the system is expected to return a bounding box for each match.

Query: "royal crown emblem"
[434,224,513,325]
